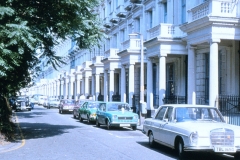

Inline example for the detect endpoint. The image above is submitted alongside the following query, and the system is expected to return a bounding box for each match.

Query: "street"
[0,105,234,160]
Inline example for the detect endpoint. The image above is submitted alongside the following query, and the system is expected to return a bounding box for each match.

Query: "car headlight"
[190,131,198,146]
[133,115,138,120]
[90,113,96,117]
[112,115,118,120]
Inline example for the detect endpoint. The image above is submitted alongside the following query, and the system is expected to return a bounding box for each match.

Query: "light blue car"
[96,102,139,130]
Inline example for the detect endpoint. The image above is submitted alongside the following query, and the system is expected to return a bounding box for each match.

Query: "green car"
[96,102,139,130]
[78,101,102,123]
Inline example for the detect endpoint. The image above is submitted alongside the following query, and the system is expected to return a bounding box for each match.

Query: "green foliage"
[0,0,104,136]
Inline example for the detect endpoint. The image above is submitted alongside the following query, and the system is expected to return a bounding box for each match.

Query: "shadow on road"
[18,122,81,140]
[136,141,234,160]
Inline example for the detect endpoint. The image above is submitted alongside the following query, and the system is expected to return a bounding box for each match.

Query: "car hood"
[106,111,137,116]
[88,108,97,113]
[174,121,240,136]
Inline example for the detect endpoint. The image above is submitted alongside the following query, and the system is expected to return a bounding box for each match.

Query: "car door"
[97,103,106,124]
[159,107,174,145]
[153,107,168,142]
[82,102,88,119]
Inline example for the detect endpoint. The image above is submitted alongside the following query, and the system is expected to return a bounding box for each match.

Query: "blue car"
[96,102,139,130]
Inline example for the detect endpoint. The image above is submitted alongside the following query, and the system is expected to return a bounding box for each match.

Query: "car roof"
[161,104,215,108]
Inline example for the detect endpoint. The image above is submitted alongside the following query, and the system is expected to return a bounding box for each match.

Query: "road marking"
[0,112,25,153]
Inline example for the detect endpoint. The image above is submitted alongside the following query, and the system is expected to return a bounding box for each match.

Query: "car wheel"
[149,131,156,148]
[87,115,90,124]
[234,153,240,160]
[106,119,111,130]
[132,126,137,130]
[73,113,76,119]
[79,114,83,122]
[96,119,100,127]
[178,139,187,160]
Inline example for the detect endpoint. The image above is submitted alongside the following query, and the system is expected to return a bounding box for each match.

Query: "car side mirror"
[163,119,168,122]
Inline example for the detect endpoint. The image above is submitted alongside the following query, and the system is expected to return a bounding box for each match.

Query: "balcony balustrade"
[104,48,120,58]
[188,0,238,23]
[116,5,127,18]
[147,23,185,40]
[92,56,104,64]
[103,17,111,28]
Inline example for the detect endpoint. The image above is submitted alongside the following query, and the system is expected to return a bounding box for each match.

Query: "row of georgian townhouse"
[25,0,240,123]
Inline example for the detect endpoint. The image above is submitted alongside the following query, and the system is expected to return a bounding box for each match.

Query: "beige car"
[142,104,240,160]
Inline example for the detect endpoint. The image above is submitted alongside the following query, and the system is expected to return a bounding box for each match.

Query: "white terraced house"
[24,0,240,125]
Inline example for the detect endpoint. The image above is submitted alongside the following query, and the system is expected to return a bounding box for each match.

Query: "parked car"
[96,102,138,130]
[73,99,93,119]
[142,104,240,160]
[38,95,48,105]
[79,101,101,123]
[47,98,60,109]
[14,96,31,111]
[59,99,75,114]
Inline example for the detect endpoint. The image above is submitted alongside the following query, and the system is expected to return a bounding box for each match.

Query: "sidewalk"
[0,113,23,153]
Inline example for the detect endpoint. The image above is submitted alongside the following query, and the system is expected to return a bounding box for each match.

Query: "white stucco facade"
[25,0,240,117]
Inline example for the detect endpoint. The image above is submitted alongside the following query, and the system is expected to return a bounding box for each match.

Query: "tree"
[0,0,104,138]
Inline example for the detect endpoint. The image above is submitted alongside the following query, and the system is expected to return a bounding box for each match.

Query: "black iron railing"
[163,96,186,104]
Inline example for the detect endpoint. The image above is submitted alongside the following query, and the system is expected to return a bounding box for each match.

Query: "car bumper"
[110,122,138,127]
[185,146,240,153]
[16,106,31,110]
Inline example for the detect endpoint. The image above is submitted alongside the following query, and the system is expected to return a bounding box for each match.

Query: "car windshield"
[64,100,75,104]
[107,103,130,111]
[88,102,99,109]
[17,97,25,101]
[175,107,224,122]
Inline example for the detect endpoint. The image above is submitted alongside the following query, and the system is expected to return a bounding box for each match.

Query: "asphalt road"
[0,105,235,160]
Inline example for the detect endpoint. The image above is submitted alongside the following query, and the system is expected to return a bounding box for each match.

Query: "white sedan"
[142,104,240,160]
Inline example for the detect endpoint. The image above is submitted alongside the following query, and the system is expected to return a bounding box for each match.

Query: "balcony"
[109,11,119,23]
[104,48,120,58]
[124,0,132,11]
[116,5,127,18]
[103,17,111,28]
[130,0,142,4]
[121,34,141,51]
[188,0,238,23]
[147,23,185,40]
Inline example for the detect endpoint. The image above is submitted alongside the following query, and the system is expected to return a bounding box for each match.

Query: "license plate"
[69,110,73,111]
[213,146,236,152]
[120,124,130,127]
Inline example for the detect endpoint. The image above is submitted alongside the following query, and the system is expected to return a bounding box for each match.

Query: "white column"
[69,77,74,99]
[129,64,134,107]
[56,80,59,98]
[95,74,100,101]
[121,66,126,102]
[147,58,154,110]
[188,45,196,104]
[84,76,89,97]
[60,80,63,98]
[109,70,114,102]
[76,75,81,100]
[64,78,69,99]
[210,39,220,107]
[104,70,108,102]
[92,75,95,100]
[159,55,166,106]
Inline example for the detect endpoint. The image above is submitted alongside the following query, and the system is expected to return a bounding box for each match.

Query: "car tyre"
[149,131,156,148]
[73,113,76,119]
[234,153,240,160]
[96,119,100,127]
[132,126,137,130]
[178,139,187,160]
[79,114,83,122]
[106,119,111,130]
[87,115,90,124]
